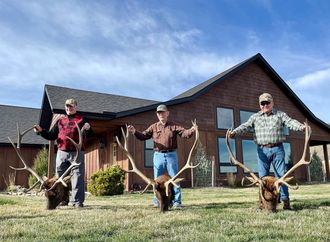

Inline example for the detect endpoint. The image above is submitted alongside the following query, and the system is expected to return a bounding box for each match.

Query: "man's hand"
[127,125,136,134]
[190,125,198,132]
[33,125,42,133]
[83,123,91,131]
[229,130,236,138]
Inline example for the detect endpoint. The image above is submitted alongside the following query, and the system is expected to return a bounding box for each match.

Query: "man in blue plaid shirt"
[230,93,306,210]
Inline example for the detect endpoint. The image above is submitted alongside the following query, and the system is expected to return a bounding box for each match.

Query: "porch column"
[323,144,330,181]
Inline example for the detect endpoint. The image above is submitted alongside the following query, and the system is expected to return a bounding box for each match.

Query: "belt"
[259,143,282,148]
[157,149,175,153]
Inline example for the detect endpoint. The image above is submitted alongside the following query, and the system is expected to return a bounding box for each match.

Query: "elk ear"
[42,176,49,181]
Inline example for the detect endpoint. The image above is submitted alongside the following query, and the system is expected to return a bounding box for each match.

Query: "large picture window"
[144,139,154,168]
[218,137,237,173]
[217,107,233,129]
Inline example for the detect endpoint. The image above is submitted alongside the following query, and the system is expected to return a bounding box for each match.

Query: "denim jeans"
[257,143,289,201]
[56,150,85,205]
[153,151,181,206]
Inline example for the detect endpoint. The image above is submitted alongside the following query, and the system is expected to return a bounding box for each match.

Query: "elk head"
[225,121,311,213]
[8,123,84,210]
[116,120,200,212]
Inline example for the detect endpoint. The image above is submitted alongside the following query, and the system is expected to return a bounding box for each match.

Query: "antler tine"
[16,123,34,149]
[164,119,200,196]
[8,135,45,191]
[47,122,84,191]
[275,121,312,192]
[116,125,156,194]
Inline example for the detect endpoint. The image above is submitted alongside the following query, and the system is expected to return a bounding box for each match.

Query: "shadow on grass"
[188,201,253,210]
[292,198,330,211]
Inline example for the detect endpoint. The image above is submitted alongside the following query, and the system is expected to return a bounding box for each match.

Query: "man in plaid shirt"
[230,93,306,210]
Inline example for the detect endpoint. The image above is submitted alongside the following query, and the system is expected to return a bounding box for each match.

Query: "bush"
[87,165,125,196]
[310,151,324,182]
[28,146,48,187]
[193,146,212,187]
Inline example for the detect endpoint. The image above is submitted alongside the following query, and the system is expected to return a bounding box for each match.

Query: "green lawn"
[0,183,330,242]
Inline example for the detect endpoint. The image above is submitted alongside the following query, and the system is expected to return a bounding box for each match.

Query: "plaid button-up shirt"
[233,109,304,145]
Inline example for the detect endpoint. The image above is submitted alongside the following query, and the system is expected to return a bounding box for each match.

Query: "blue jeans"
[153,151,181,206]
[56,150,85,205]
[257,144,289,201]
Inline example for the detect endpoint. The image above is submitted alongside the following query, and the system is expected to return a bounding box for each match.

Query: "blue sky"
[0,0,329,123]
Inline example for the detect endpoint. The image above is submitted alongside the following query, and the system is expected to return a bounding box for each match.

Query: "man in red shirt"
[34,98,92,208]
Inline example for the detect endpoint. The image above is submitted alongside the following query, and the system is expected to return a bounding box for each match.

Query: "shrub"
[310,151,324,182]
[193,146,212,187]
[28,146,48,187]
[87,165,125,196]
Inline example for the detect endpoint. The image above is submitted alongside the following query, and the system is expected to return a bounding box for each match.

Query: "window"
[218,137,237,173]
[240,110,255,133]
[242,140,258,172]
[217,107,233,129]
[144,139,154,167]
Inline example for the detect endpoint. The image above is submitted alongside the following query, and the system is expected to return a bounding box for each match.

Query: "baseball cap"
[156,104,168,112]
[259,93,273,103]
[65,98,77,106]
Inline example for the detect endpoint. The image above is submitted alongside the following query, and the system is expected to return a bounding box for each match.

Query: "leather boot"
[282,199,292,210]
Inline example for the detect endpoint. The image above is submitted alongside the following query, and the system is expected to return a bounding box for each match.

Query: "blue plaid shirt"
[233,108,304,145]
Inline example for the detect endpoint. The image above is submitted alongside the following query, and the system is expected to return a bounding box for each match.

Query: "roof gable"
[170,53,330,131]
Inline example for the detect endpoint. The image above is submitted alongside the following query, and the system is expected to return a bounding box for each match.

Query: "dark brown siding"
[0,146,42,190]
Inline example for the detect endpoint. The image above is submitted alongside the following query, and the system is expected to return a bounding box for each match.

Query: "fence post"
[191,167,194,188]
[211,156,215,187]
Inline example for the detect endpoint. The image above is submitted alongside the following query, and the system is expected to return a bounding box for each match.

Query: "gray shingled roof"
[0,105,47,145]
[45,85,159,114]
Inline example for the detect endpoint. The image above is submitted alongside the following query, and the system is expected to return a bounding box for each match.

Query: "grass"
[0,183,330,242]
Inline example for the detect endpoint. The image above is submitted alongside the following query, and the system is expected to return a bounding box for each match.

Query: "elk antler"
[164,119,200,196]
[274,121,312,192]
[47,122,85,191]
[225,129,266,201]
[116,125,156,194]
[225,129,262,184]
[8,124,46,192]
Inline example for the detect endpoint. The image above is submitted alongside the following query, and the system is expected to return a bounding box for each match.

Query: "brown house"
[36,53,330,190]
[0,105,47,190]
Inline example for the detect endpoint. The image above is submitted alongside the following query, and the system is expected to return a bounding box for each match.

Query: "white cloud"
[0,1,240,102]
[289,68,330,89]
